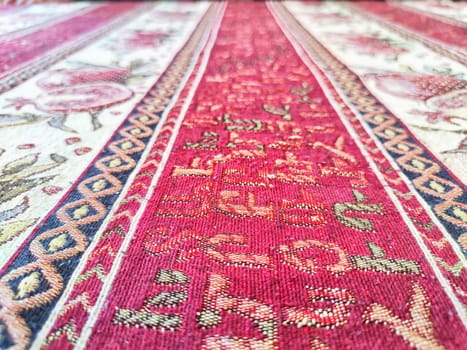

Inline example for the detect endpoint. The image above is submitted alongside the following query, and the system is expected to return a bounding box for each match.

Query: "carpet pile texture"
[0,1,465,349]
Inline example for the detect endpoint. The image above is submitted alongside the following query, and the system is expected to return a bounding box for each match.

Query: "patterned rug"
[0,1,466,349]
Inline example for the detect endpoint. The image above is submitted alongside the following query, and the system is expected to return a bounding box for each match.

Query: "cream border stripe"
[0,3,150,88]
[0,3,97,42]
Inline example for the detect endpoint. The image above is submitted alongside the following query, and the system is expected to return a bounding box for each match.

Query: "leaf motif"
[435,257,464,277]
[363,282,443,350]
[155,269,189,285]
[197,309,221,328]
[0,196,29,221]
[145,291,187,308]
[263,104,288,116]
[290,83,311,96]
[0,218,37,246]
[50,153,67,164]
[0,113,38,128]
[2,154,39,175]
[0,176,54,203]
[15,271,40,299]
[352,190,366,202]
[367,241,386,258]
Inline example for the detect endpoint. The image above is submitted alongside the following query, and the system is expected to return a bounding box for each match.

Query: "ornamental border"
[274,2,466,252]
[0,5,216,350]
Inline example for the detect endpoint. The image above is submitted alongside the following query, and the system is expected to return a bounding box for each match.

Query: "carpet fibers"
[0,1,465,349]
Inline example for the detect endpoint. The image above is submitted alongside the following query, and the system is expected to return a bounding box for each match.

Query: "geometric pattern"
[0,4,216,348]
[273,2,467,253]
[39,7,219,348]
[0,2,466,350]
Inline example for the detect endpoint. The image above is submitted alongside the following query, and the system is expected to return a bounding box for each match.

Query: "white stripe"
[0,3,96,42]
[390,1,467,29]
[268,1,467,327]
[74,3,226,349]
[0,3,150,82]
[345,3,466,60]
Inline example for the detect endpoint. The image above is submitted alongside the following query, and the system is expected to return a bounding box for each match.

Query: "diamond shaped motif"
[9,270,49,300]
[40,233,75,254]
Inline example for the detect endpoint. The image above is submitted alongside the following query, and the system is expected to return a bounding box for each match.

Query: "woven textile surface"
[0,1,466,349]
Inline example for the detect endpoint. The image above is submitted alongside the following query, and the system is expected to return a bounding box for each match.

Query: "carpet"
[0,1,465,349]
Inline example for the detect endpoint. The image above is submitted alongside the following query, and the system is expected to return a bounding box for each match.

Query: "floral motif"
[326,33,407,57]
[0,152,66,246]
[6,65,135,132]
[125,30,171,48]
[368,73,467,125]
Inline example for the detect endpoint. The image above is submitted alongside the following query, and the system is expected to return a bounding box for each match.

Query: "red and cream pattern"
[350,1,467,59]
[0,2,90,37]
[398,0,467,27]
[0,1,210,269]
[0,2,465,350]
[284,1,467,183]
[0,3,143,80]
